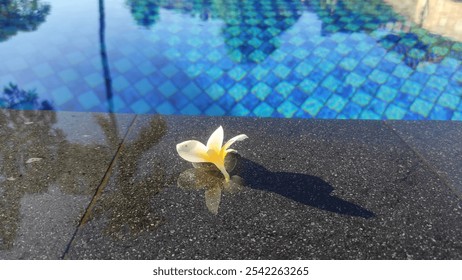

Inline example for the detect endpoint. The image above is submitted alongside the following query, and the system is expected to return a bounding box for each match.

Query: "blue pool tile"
[84,73,104,88]
[265,93,285,108]
[383,75,403,89]
[277,100,298,118]
[114,58,133,73]
[359,110,381,120]
[345,72,366,87]
[409,71,430,84]
[317,107,338,119]
[419,87,440,103]
[253,102,274,117]
[385,104,407,119]
[452,112,462,121]
[287,89,307,106]
[217,94,236,110]
[326,95,347,112]
[376,59,396,73]
[106,96,126,112]
[251,65,270,80]
[377,86,397,102]
[130,99,151,114]
[251,82,272,100]
[229,84,248,101]
[341,102,362,118]
[33,63,54,78]
[216,74,235,89]
[180,103,201,115]
[392,65,413,79]
[58,69,79,83]
[275,81,295,98]
[351,90,372,107]
[437,94,460,110]
[410,98,434,117]
[170,92,189,110]
[230,103,250,116]
[134,79,153,96]
[426,75,448,91]
[192,94,213,111]
[205,104,226,116]
[369,99,388,115]
[339,57,359,71]
[113,76,130,91]
[138,61,156,76]
[403,112,425,120]
[182,82,201,100]
[362,80,380,95]
[205,84,225,100]
[156,101,176,115]
[158,81,178,97]
[369,69,389,84]
[170,72,190,88]
[240,93,260,110]
[394,93,416,109]
[298,79,317,94]
[228,66,247,82]
[273,64,291,79]
[429,105,453,120]
[206,66,224,80]
[401,80,422,96]
[311,86,332,103]
[51,87,73,106]
[321,76,341,92]
[78,91,100,110]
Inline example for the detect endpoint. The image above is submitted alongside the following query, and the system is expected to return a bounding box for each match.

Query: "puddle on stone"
[91,116,169,240]
[177,153,244,214]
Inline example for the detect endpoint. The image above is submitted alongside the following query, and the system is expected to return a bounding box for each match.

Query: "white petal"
[223,134,248,150]
[206,126,224,151]
[176,140,209,163]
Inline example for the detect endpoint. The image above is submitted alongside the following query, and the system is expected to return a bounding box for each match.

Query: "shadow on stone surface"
[235,157,375,219]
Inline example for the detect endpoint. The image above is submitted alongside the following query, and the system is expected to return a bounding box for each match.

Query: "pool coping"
[1,109,462,259]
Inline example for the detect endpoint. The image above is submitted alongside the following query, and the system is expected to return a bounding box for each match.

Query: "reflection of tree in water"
[0,0,51,42]
[125,0,160,28]
[218,0,304,63]
[125,0,303,63]
[0,85,118,250]
[0,83,52,110]
[92,116,169,240]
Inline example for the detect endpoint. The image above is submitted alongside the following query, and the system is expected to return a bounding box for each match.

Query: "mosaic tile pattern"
[0,0,462,120]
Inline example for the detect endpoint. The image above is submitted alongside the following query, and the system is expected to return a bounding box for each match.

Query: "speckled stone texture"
[0,109,135,259]
[64,115,462,260]
[386,121,462,197]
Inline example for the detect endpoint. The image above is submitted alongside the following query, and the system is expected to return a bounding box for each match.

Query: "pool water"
[0,0,461,120]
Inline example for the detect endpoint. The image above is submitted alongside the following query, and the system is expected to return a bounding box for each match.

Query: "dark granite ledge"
[1,110,462,259]
[67,115,462,260]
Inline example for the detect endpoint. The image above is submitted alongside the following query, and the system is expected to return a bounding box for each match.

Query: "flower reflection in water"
[177,153,244,215]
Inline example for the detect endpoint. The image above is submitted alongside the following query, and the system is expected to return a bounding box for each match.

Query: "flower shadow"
[234,156,375,219]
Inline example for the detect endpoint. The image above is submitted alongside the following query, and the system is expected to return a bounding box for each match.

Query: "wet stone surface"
[66,116,462,259]
[386,121,462,197]
[0,109,134,259]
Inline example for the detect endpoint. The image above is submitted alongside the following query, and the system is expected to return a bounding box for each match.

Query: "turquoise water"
[0,0,461,119]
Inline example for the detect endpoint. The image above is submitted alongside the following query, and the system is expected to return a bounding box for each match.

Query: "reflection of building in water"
[384,0,462,42]
[125,0,303,63]
[308,0,460,68]
[0,0,51,42]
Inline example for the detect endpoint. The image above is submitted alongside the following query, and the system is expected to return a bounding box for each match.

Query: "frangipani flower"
[176,126,248,182]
